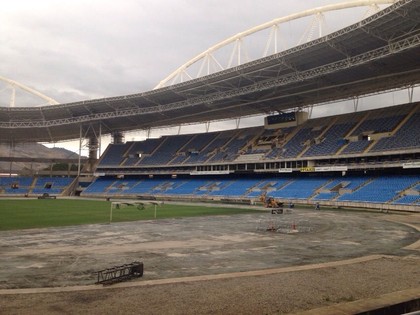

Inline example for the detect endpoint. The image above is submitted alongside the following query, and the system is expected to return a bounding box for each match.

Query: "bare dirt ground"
[0,208,419,314]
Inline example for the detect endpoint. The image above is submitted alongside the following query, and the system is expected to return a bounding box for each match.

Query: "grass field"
[0,199,261,231]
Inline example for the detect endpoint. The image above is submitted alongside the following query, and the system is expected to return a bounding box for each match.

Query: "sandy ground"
[0,209,419,314]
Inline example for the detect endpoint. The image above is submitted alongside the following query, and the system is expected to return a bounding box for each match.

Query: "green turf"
[0,199,261,231]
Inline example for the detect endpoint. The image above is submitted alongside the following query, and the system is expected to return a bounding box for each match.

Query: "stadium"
[0,1,420,314]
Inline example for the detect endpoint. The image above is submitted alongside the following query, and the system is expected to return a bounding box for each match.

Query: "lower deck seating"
[0,176,74,196]
[82,175,420,205]
[393,195,419,205]
[337,176,418,203]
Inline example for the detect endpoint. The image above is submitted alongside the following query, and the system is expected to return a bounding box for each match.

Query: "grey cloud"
[2,0,359,104]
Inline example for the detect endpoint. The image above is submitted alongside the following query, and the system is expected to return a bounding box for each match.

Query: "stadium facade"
[0,0,419,211]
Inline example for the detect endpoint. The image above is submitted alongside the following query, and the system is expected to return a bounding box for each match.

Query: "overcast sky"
[0,0,392,104]
[1,1,417,152]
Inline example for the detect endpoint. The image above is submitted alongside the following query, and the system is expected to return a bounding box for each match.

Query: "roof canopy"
[0,0,419,143]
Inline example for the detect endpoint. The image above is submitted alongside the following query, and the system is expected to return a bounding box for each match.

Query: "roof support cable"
[353,96,360,112]
[308,105,314,119]
[408,85,414,103]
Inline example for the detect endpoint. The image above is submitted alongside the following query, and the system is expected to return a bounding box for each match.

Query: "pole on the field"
[110,203,113,223]
[154,204,157,219]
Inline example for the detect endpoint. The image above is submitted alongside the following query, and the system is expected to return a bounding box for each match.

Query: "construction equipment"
[95,261,143,285]
[37,192,56,199]
[259,192,284,209]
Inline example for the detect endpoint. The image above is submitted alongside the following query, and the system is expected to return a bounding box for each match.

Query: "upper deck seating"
[123,139,163,166]
[263,127,294,159]
[282,125,326,158]
[95,103,419,169]
[205,130,241,162]
[370,112,420,152]
[139,134,194,166]
[303,123,353,157]
[98,143,131,166]
[182,132,225,164]
[341,139,371,154]
[206,128,257,163]
[350,115,404,136]
[171,132,219,165]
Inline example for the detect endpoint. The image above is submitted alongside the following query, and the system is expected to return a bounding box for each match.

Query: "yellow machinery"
[259,193,283,209]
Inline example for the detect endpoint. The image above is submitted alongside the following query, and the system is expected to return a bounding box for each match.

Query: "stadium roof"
[0,0,419,143]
